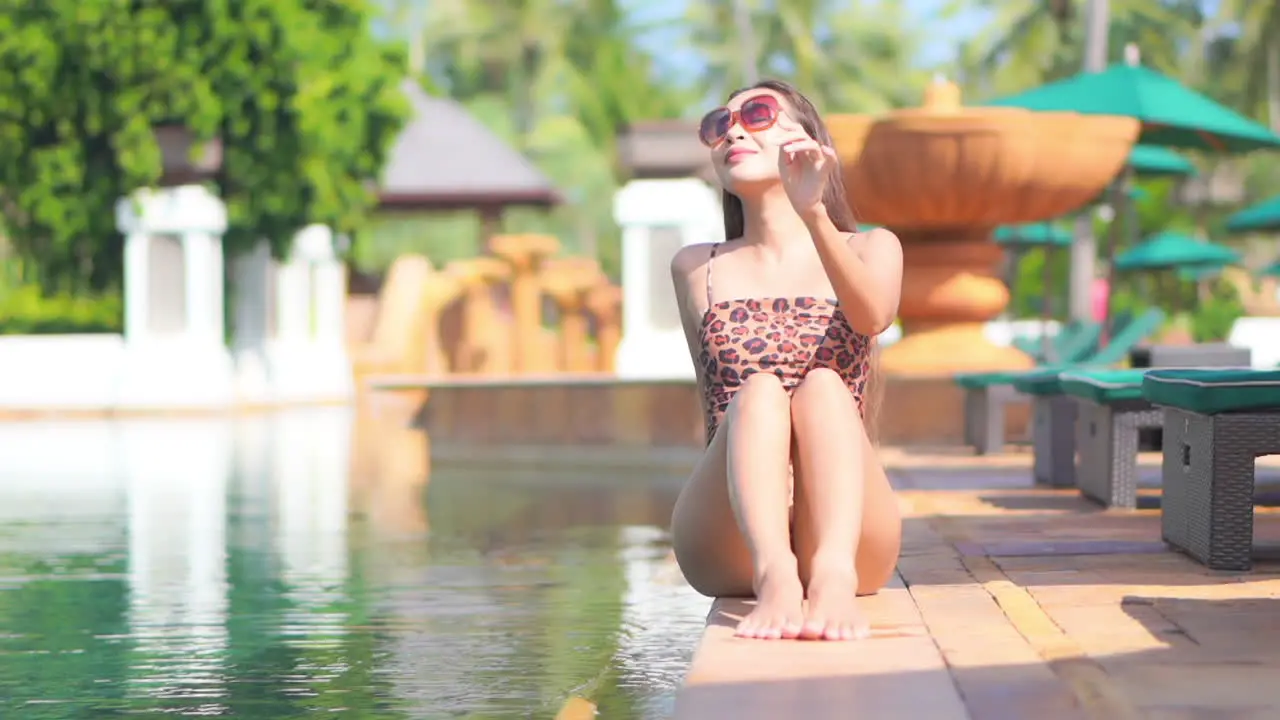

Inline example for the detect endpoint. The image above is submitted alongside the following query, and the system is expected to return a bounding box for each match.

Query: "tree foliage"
[0,0,409,292]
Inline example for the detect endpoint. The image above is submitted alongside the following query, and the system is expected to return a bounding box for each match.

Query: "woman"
[669,80,903,642]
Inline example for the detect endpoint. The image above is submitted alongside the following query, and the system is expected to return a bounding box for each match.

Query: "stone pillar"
[444,257,512,375]
[115,185,235,408]
[417,267,466,376]
[585,283,623,372]
[542,258,605,373]
[613,178,723,379]
[490,234,562,374]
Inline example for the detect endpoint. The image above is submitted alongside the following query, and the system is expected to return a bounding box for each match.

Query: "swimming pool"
[0,408,707,718]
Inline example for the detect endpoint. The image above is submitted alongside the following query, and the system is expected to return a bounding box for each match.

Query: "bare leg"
[670,372,803,640]
[790,368,902,640]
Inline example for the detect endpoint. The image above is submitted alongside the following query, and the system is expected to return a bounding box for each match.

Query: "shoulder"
[849,227,903,260]
[848,226,901,250]
[670,242,718,279]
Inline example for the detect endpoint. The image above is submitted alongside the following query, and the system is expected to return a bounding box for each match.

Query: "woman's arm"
[670,243,715,417]
[802,211,902,336]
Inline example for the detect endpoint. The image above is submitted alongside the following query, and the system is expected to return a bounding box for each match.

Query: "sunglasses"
[698,94,783,147]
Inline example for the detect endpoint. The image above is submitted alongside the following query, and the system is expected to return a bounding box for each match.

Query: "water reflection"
[124,419,232,707]
[0,405,705,718]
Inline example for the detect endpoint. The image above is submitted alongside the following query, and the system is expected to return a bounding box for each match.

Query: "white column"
[612,178,724,380]
[312,260,347,347]
[261,225,353,402]
[122,232,151,342]
[274,261,312,344]
[181,230,225,346]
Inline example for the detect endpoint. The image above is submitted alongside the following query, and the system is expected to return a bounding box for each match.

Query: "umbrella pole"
[1040,245,1055,360]
[1103,168,1136,342]
[1007,247,1021,317]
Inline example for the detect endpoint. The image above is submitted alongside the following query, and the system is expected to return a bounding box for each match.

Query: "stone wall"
[401,374,1030,449]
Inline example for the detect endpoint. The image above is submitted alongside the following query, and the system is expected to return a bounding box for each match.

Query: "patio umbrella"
[1117,231,1241,313]
[996,223,1073,354]
[988,48,1279,334]
[1226,195,1280,233]
[1114,231,1241,271]
[1128,145,1197,178]
[987,61,1280,153]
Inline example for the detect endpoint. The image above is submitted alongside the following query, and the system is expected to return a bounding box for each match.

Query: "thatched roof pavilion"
[379,80,561,211]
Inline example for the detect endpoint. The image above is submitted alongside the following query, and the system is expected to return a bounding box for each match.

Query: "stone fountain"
[836,79,1140,374]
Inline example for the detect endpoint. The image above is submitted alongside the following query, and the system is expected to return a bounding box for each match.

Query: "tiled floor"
[674,458,1280,720]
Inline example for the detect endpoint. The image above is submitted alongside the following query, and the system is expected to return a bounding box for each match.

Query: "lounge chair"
[956,309,1164,454]
[1012,319,1092,363]
[1059,369,1162,509]
[1143,368,1280,571]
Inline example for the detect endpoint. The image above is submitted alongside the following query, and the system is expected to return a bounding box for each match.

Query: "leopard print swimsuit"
[698,244,873,444]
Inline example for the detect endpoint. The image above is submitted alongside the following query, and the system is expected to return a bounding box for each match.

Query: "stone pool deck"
[673,453,1280,720]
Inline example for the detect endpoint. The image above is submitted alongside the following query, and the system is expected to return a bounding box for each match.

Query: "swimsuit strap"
[705,244,718,309]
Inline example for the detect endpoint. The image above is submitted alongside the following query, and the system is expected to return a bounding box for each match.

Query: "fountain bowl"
[847,108,1139,229]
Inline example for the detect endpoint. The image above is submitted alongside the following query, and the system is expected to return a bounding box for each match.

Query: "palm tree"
[955,0,1205,98]
[1208,0,1280,130]
[687,0,926,113]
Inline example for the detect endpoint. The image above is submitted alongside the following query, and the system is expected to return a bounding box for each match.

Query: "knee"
[726,371,789,418]
[791,369,859,419]
[792,368,846,405]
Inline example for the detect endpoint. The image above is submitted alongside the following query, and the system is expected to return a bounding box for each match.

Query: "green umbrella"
[1226,195,1280,233]
[1114,231,1242,271]
[1128,145,1197,178]
[988,63,1280,153]
[994,223,1073,247]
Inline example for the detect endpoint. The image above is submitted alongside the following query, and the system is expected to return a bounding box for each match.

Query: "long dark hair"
[720,79,859,241]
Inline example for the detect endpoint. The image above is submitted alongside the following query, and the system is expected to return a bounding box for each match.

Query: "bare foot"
[801,560,870,641]
[735,558,805,640]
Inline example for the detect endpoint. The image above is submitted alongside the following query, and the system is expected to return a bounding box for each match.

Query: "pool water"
[0,408,707,718]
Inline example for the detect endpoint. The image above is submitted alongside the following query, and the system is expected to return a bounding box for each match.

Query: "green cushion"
[1011,368,1067,395]
[955,370,1028,389]
[1142,369,1280,414]
[955,363,1072,390]
[1060,369,1150,404]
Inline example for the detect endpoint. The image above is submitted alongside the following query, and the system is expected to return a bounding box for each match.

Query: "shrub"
[0,286,123,335]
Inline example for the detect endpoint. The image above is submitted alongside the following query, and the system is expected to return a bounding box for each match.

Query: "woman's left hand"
[777,119,837,219]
